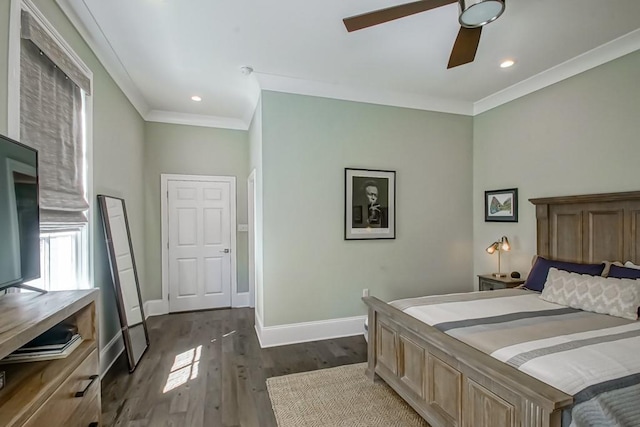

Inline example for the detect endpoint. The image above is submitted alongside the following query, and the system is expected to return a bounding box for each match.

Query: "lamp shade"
[486,236,510,254]
[486,241,499,254]
[458,0,505,28]
[500,236,510,251]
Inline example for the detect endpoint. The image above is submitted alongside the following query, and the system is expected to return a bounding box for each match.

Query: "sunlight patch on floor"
[163,344,203,393]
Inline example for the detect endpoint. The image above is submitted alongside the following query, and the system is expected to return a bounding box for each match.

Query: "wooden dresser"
[0,290,100,427]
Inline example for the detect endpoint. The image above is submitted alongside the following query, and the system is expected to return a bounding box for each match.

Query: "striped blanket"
[391,289,640,427]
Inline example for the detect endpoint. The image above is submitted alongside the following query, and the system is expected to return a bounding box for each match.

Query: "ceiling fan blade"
[343,0,457,32]
[447,26,482,69]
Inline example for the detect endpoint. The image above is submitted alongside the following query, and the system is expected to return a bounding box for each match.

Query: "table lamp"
[486,236,510,277]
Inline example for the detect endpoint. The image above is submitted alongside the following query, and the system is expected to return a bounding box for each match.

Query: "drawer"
[23,350,100,427]
[73,392,101,427]
[479,278,507,291]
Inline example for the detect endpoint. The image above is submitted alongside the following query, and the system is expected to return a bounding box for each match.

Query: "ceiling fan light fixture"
[458,0,505,28]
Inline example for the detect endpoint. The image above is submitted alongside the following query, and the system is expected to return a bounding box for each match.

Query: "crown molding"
[474,29,640,115]
[56,0,640,127]
[145,110,249,131]
[56,0,150,118]
[254,73,475,116]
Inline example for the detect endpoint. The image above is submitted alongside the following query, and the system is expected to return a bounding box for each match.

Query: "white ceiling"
[57,0,640,129]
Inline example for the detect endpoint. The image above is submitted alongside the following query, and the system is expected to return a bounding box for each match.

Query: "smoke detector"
[240,66,254,75]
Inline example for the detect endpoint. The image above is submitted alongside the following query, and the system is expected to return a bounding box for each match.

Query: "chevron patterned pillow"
[540,268,640,320]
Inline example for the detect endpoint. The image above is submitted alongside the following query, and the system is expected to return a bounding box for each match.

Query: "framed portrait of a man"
[345,168,396,240]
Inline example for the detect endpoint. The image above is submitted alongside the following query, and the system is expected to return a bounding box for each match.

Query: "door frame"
[247,169,256,308]
[161,173,240,311]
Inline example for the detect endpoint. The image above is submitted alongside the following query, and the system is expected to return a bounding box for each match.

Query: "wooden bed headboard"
[530,191,640,265]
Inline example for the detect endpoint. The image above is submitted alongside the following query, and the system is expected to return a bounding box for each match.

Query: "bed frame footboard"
[364,296,572,427]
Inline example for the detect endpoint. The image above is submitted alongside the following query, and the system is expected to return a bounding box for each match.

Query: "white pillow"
[624,261,640,270]
[540,268,640,320]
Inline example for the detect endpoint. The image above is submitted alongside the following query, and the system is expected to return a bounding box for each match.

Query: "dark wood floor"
[101,308,367,426]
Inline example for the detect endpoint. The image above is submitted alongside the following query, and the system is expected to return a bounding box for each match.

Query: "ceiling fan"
[343,0,506,69]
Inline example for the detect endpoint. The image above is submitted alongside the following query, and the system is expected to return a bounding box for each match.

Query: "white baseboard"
[100,332,124,378]
[143,296,249,315]
[144,292,249,318]
[255,314,367,348]
[144,299,168,317]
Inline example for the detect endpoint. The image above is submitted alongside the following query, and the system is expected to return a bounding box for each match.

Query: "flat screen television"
[0,133,40,292]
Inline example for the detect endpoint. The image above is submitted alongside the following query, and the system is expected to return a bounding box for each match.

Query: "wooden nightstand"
[478,274,525,291]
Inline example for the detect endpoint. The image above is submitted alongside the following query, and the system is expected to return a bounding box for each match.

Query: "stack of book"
[1,323,83,364]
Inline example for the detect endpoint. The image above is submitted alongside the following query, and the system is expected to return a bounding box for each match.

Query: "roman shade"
[21,10,91,94]
[20,10,89,225]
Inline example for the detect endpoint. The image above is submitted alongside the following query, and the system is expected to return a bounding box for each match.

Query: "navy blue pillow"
[608,264,640,280]
[523,257,606,292]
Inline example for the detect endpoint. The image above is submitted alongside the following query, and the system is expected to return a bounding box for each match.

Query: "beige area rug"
[266,363,429,427]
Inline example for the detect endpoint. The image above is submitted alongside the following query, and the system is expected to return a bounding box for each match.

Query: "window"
[28,230,84,291]
[12,3,93,291]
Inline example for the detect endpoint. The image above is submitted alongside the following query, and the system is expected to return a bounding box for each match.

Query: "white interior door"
[168,178,233,312]
[104,197,143,326]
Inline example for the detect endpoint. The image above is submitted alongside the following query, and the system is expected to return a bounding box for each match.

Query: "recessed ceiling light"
[191,95,202,102]
[500,59,515,68]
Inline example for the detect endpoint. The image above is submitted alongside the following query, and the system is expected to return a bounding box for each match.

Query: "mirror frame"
[98,195,149,372]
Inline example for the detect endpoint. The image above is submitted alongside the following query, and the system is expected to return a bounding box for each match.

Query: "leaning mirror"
[98,195,149,372]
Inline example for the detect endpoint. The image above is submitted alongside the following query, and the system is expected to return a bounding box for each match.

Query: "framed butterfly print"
[485,188,518,222]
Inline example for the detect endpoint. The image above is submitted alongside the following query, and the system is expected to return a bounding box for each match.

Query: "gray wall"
[261,91,474,326]
[473,50,640,282]
[144,122,249,301]
[0,1,146,353]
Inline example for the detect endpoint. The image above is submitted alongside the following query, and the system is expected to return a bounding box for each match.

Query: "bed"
[363,191,640,427]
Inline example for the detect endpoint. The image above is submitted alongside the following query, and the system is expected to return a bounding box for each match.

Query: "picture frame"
[485,188,518,222]
[345,168,396,240]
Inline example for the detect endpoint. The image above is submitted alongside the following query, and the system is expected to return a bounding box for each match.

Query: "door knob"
[221,248,230,253]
